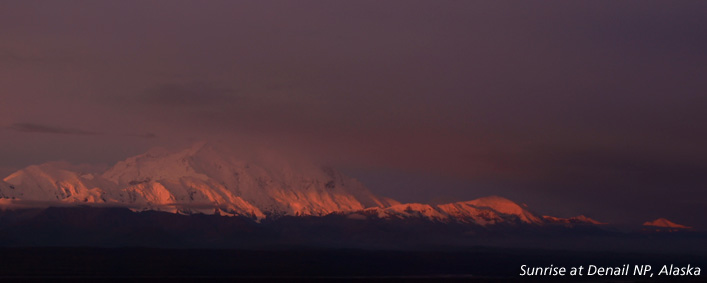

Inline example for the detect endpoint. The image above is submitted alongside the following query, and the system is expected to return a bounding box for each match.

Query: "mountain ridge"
[2,143,603,226]
[643,218,692,229]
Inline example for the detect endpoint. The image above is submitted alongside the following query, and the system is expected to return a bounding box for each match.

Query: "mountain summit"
[357,196,545,226]
[1,143,397,219]
[643,218,692,229]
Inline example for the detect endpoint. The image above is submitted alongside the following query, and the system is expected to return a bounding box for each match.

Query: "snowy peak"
[101,142,212,184]
[2,163,111,203]
[104,143,395,217]
[357,196,545,226]
[643,218,692,229]
[353,197,619,227]
[461,196,542,224]
[0,142,395,219]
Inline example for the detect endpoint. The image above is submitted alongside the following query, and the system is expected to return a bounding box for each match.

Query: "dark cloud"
[9,123,101,136]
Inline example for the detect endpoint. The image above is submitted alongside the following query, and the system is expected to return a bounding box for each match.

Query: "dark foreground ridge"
[0,207,705,281]
[0,247,704,282]
[0,206,704,253]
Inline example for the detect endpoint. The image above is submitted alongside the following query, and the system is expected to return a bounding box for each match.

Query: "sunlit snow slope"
[1,142,607,226]
[1,143,396,219]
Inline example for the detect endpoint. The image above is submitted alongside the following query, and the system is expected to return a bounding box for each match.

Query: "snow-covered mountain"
[1,161,111,203]
[643,218,692,229]
[0,142,608,227]
[353,196,544,226]
[1,143,397,219]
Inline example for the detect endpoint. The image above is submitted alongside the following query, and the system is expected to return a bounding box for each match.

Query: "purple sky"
[1,1,706,226]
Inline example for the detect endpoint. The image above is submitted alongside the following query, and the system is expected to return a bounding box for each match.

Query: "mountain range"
[0,142,692,229]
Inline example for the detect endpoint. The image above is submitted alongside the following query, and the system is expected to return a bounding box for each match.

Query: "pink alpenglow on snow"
[0,143,612,227]
[643,218,692,229]
[1,143,396,219]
